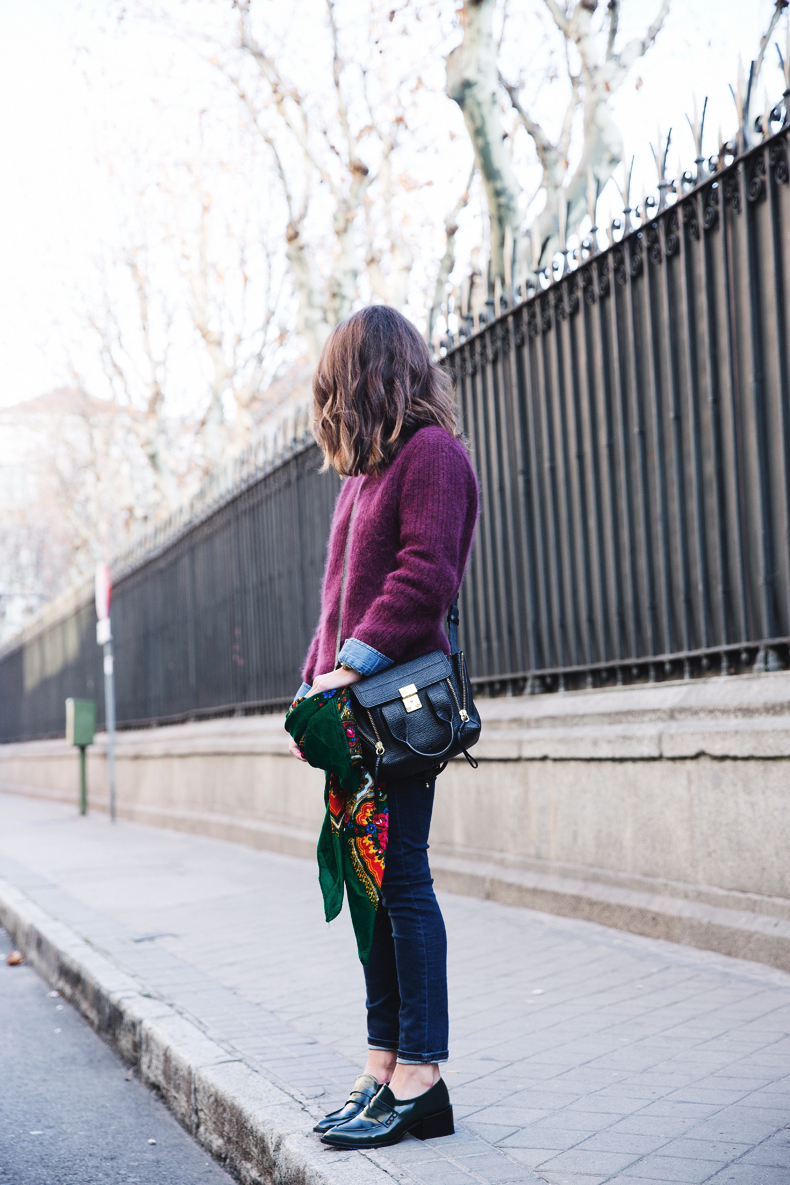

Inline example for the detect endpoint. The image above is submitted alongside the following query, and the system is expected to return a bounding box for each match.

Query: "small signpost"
[95,562,117,823]
[65,698,96,815]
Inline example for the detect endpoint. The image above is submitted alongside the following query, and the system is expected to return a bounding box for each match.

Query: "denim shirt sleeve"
[338,638,394,676]
[294,681,312,700]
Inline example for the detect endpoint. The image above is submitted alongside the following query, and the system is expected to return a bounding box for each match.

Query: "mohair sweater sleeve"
[350,433,478,661]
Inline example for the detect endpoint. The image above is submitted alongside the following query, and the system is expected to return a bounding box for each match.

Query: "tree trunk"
[446,0,521,285]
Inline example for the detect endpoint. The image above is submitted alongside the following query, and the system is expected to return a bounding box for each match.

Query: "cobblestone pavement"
[1,793,789,1185]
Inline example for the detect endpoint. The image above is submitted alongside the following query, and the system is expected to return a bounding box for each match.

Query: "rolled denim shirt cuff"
[295,681,311,700]
[338,638,394,677]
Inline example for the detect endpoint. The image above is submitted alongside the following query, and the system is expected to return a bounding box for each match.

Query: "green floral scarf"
[285,688,388,964]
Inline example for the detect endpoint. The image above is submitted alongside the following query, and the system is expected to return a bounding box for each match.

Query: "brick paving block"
[394,1160,479,1184]
[618,1073,706,1091]
[449,1086,517,1110]
[663,1087,755,1107]
[547,1068,628,1088]
[654,1136,754,1162]
[618,1155,729,1181]
[505,1088,583,1110]
[739,1087,790,1109]
[500,1147,563,1170]
[462,1122,523,1144]
[736,1130,790,1168]
[536,1172,612,1185]
[607,1115,702,1138]
[563,1093,647,1116]
[448,1153,535,1182]
[539,1147,641,1174]
[635,1100,728,1121]
[452,1105,489,1121]
[705,1075,776,1091]
[705,1168,790,1185]
[375,1140,444,1165]
[681,1120,786,1148]
[708,1104,790,1128]
[498,1125,596,1152]
[574,1130,671,1156]
[464,1107,550,1127]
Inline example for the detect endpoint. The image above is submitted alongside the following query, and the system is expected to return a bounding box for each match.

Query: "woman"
[287,304,478,1149]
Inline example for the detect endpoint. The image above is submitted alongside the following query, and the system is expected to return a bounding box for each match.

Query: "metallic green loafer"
[319,1079,454,1149]
[313,1073,381,1135]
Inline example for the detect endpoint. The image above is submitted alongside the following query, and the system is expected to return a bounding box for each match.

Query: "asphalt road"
[0,927,236,1185]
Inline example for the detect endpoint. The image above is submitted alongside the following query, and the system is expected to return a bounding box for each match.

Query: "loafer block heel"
[320,1079,454,1149]
[411,1105,454,1140]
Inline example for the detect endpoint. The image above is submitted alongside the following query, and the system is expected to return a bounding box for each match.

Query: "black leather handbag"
[349,602,482,783]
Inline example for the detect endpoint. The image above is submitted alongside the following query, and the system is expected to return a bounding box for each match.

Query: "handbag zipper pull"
[375,741,385,756]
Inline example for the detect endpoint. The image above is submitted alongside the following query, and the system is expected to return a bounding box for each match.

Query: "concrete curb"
[0,878,394,1185]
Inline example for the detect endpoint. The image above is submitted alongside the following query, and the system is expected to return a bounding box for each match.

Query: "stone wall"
[3,672,790,970]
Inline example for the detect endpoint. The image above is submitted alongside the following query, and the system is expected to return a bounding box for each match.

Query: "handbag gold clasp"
[399,683,422,713]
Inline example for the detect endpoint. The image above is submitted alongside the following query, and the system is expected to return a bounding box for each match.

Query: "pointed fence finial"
[557,196,569,277]
[781,26,790,124]
[617,157,635,234]
[732,58,757,151]
[585,165,599,252]
[763,91,774,139]
[531,225,542,275]
[503,225,513,306]
[485,256,495,323]
[651,127,673,209]
[687,96,708,180]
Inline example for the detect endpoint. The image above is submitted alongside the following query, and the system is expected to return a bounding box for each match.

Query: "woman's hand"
[288,737,307,762]
[306,666,363,697]
[286,667,362,761]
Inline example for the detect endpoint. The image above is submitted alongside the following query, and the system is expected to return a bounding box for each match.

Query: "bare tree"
[448,0,671,278]
[222,0,425,361]
[69,145,294,518]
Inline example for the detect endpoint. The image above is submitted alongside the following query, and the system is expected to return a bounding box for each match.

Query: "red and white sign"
[95,563,112,621]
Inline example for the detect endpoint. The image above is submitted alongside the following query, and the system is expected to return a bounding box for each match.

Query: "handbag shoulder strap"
[447,599,460,655]
[335,480,364,666]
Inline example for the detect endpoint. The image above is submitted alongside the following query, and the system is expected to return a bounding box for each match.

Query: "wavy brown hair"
[312,305,459,477]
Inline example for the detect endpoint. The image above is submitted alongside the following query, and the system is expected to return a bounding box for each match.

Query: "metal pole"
[103,620,117,823]
[79,745,87,816]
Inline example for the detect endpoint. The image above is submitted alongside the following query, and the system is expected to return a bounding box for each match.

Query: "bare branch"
[606,0,620,60]
[611,0,670,83]
[754,0,789,94]
[502,74,566,192]
[325,0,358,165]
[543,0,571,37]
[429,165,475,343]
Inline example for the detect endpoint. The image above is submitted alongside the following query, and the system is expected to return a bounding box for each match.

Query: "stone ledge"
[6,671,790,762]
[429,853,790,974]
[0,878,395,1185]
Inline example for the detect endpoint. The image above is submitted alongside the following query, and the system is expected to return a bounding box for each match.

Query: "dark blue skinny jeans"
[363,773,449,1065]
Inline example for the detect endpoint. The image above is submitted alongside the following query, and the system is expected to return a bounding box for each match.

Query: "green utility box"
[66,698,96,815]
[66,698,96,747]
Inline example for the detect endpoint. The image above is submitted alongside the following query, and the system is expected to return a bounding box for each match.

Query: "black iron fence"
[453,126,790,693]
[0,442,339,741]
[3,126,790,741]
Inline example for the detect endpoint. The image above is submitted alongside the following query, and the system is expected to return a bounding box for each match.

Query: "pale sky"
[0,0,780,409]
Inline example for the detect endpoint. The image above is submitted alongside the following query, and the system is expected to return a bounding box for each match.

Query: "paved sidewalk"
[1,793,790,1185]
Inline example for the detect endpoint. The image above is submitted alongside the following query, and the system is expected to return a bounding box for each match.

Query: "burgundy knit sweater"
[301,426,479,686]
